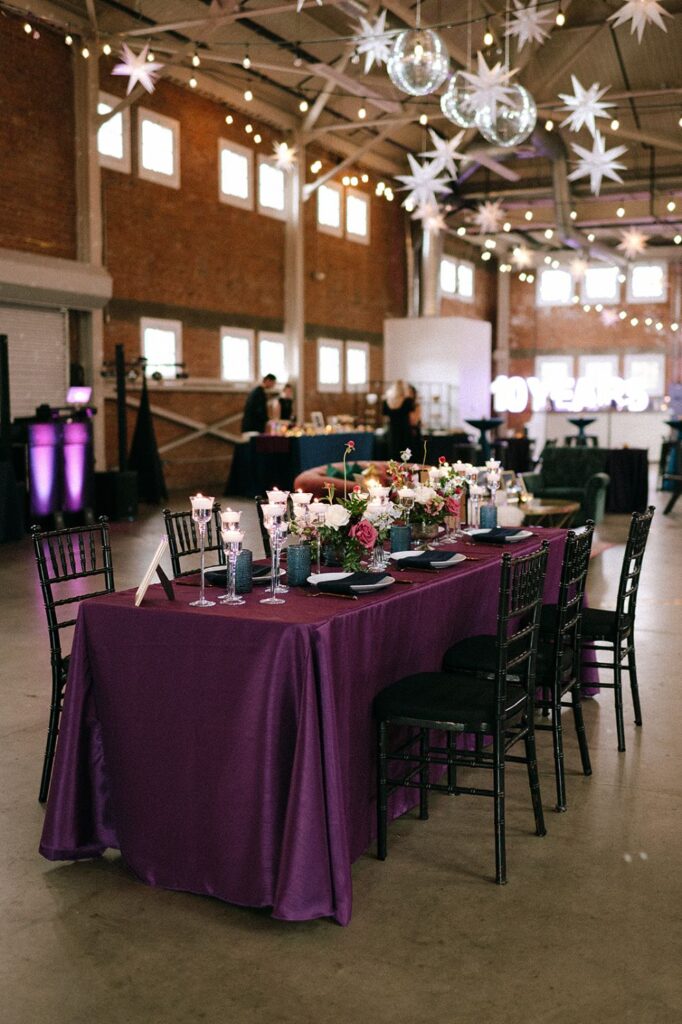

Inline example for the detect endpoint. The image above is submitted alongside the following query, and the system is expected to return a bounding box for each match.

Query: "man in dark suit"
[241,373,276,433]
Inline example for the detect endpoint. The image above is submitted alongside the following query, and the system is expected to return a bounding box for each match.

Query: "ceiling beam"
[303,122,397,198]
[118,2,331,38]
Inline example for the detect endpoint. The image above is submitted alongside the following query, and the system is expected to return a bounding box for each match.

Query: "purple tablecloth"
[40,530,586,924]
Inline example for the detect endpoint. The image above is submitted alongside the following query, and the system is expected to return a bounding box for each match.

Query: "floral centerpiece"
[318,485,379,571]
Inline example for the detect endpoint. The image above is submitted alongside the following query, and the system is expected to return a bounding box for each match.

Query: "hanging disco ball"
[476,84,537,147]
[387,29,449,97]
[440,71,478,128]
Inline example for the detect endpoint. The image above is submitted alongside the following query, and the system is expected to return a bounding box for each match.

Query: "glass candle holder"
[287,542,311,586]
[189,493,215,608]
[390,524,412,552]
[235,549,253,594]
[260,507,285,605]
[220,529,245,606]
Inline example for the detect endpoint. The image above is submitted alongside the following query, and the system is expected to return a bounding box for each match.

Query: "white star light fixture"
[472,199,505,235]
[506,0,554,50]
[273,141,297,171]
[395,154,450,209]
[618,226,649,259]
[601,308,620,327]
[112,42,164,94]
[354,9,393,74]
[512,245,533,269]
[296,0,323,13]
[412,201,447,234]
[559,75,614,137]
[460,52,518,121]
[419,128,465,179]
[609,0,671,43]
[567,131,628,196]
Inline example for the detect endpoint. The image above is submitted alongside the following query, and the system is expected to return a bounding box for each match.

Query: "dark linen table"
[40,529,584,924]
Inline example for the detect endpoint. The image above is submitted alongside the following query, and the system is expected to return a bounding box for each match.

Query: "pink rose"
[349,518,379,550]
[446,496,461,516]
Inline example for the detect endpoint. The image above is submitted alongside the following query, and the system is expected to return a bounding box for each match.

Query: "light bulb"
[361,173,369,183]
[544,255,552,265]
[545,119,554,131]
[245,123,253,134]
[583,305,591,312]
[679,116,682,128]
[527,274,535,283]
[675,234,682,245]
[544,228,554,239]
[350,175,358,186]
[385,188,394,201]
[81,47,90,59]
[244,89,253,102]
[419,114,428,125]
[667,199,676,212]
[102,42,111,55]
[570,210,577,220]
[242,55,251,69]
[358,107,366,120]
[485,238,496,249]
[551,259,559,269]
[189,77,197,88]
[587,232,595,242]
[192,53,200,67]
[630,317,639,326]
[24,22,32,34]
[342,175,350,186]
[616,206,625,217]
[65,34,73,46]
[299,99,309,112]
[414,42,424,60]
[555,9,565,26]
[377,181,385,193]
[147,51,155,62]
[503,222,511,232]
[254,133,261,144]
[520,272,527,281]
[645,317,652,326]
[525,210,533,221]
[656,322,663,330]
[457,226,466,236]
[619,310,627,320]
[225,114,233,124]
[483,29,494,47]
[310,160,322,174]
[481,251,492,261]
[672,322,680,331]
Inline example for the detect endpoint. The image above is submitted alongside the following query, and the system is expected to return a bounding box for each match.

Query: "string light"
[254,133,262,144]
[619,310,627,320]
[189,76,197,89]
[342,175,350,186]
[525,210,533,221]
[610,118,620,131]
[358,107,367,120]
[672,322,680,331]
[457,226,466,236]
[544,255,552,265]
[244,89,253,102]
[81,47,90,59]
[551,259,560,269]
[23,21,32,34]
[583,304,591,312]
[481,250,492,261]
[485,238,496,249]
[519,272,527,281]
[667,199,676,212]
[618,272,626,283]
[245,123,253,134]
[679,116,682,128]
[376,181,385,194]
[299,99,309,112]
[147,50,155,62]
[102,42,111,55]
[674,234,682,245]
[645,317,653,326]
[570,210,577,220]
[555,5,565,27]
[242,54,251,69]
[656,321,663,330]
[192,53,200,67]
[527,274,535,283]
[630,317,638,326]
[65,34,73,46]
[310,160,322,173]
[587,232,595,242]
[384,188,394,201]
[361,173,369,183]
[225,114,234,125]
[545,120,554,131]
[616,206,625,217]
[483,19,494,46]
[503,221,511,232]
[544,228,554,239]
[419,114,428,125]
[350,175,358,186]
[572,295,580,304]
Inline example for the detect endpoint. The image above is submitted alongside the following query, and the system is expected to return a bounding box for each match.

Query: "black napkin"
[316,572,390,595]
[395,551,460,569]
[204,565,270,587]
[471,528,525,544]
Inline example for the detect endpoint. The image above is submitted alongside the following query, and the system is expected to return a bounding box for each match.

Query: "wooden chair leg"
[493,730,507,885]
[377,720,388,860]
[571,683,592,777]
[419,729,429,820]
[627,640,643,727]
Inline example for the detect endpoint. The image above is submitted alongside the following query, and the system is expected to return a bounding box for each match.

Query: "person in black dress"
[241,373,276,433]
[382,380,415,459]
[275,384,295,423]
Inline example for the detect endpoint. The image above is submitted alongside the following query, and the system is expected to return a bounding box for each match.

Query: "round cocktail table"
[522,499,580,528]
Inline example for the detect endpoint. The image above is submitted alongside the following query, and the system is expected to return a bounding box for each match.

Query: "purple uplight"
[28,423,60,517]
[63,422,90,512]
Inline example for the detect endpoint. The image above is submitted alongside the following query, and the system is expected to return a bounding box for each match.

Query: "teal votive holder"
[390,525,412,552]
[480,503,498,529]
[235,549,253,594]
[286,543,311,586]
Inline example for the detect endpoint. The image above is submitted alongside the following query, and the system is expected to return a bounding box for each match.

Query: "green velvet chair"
[521,447,611,525]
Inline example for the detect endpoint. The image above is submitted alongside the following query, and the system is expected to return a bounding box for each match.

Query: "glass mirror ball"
[387,28,450,96]
[440,71,478,128]
[476,84,537,147]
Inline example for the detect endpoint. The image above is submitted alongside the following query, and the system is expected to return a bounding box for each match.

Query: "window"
[138,108,180,188]
[627,261,667,302]
[317,338,343,393]
[623,353,665,395]
[345,342,370,392]
[259,332,287,381]
[537,267,573,306]
[258,157,286,218]
[577,354,620,380]
[221,328,254,383]
[219,140,253,209]
[345,190,370,243]
[457,260,474,299]
[317,183,343,236]
[440,257,458,295]
[97,92,130,173]
[535,355,574,386]
[582,265,619,303]
[141,318,182,379]
[439,257,474,301]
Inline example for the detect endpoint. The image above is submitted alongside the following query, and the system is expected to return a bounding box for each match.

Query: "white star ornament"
[472,199,505,235]
[559,75,614,137]
[419,128,465,179]
[354,10,393,74]
[460,52,518,121]
[506,0,554,50]
[618,227,649,259]
[609,0,671,43]
[395,155,450,209]
[567,132,628,196]
[112,43,164,95]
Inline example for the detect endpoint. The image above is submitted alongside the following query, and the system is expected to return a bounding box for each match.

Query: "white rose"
[324,504,351,530]
[414,485,437,505]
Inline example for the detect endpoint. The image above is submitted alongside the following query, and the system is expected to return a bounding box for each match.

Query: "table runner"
[40,530,583,924]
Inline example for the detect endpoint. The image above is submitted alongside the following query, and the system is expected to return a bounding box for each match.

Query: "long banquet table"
[40,529,587,925]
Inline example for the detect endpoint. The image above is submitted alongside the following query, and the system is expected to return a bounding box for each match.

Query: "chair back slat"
[616,507,655,625]
[254,497,272,559]
[162,506,225,578]
[547,524,595,684]
[495,543,549,695]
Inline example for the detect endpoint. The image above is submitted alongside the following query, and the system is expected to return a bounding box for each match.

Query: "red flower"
[445,496,461,516]
[353,485,361,493]
[349,518,379,550]
[438,455,446,464]
[345,440,355,452]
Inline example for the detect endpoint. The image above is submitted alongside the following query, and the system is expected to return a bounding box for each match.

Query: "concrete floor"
[2,489,681,1024]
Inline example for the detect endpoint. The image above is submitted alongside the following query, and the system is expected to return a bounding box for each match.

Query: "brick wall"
[0,17,76,258]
